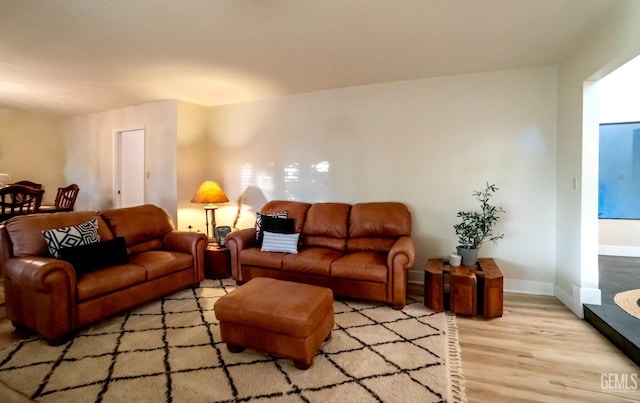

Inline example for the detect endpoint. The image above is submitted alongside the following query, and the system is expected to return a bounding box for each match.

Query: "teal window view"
[599,122,640,219]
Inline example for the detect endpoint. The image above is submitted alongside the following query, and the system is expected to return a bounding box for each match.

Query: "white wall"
[0,107,67,204]
[598,55,640,256]
[209,67,558,293]
[556,0,640,315]
[65,100,178,218]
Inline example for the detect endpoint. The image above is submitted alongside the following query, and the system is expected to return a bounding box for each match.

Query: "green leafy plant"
[454,182,505,249]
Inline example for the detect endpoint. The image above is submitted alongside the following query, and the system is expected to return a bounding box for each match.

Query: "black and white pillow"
[41,219,100,258]
[255,210,287,243]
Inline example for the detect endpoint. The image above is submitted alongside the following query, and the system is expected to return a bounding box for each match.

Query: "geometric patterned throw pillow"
[41,219,101,258]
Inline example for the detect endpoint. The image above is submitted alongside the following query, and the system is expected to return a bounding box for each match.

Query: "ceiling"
[0,0,620,116]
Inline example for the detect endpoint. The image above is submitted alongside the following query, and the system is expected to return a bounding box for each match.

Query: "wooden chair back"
[0,185,44,221]
[10,180,43,190]
[54,184,80,211]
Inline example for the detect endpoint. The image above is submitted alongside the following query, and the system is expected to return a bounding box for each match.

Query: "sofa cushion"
[76,263,147,301]
[129,250,194,280]
[347,202,411,252]
[100,204,174,252]
[127,238,164,256]
[260,201,311,234]
[302,203,350,252]
[330,252,388,283]
[346,237,398,253]
[6,212,113,257]
[240,248,284,269]
[41,219,101,258]
[59,236,129,275]
[282,247,344,275]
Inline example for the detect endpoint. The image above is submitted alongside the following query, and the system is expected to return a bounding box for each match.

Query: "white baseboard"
[554,285,578,316]
[504,279,554,296]
[408,270,423,284]
[553,284,601,318]
[599,245,640,257]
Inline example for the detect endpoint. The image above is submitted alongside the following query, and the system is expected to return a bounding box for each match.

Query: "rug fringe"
[446,313,468,403]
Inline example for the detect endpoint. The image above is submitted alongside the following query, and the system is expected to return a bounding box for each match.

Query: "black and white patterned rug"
[0,279,466,402]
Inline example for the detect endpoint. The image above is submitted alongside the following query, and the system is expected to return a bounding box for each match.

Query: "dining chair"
[54,184,80,212]
[0,185,44,222]
[10,180,43,190]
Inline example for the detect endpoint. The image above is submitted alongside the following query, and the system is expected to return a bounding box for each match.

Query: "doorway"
[597,55,640,256]
[114,128,145,208]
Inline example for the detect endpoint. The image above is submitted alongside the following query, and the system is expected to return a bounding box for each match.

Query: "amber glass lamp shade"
[191,181,229,205]
[191,181,229,242]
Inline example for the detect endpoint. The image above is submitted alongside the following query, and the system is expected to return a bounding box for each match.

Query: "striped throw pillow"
[260,231,300,254]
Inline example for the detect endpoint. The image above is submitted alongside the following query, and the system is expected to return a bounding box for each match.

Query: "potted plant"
[453,182,505,266]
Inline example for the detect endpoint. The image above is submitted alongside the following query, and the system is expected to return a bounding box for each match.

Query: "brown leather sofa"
[226,200,415,309]
[0,204,207,344]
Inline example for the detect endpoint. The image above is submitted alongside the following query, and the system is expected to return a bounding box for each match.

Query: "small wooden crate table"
[424,258,503,318]
[213,277,334,369]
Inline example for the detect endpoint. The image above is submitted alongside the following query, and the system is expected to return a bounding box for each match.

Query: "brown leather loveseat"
[226,200,415,309]
[0,204,207,344]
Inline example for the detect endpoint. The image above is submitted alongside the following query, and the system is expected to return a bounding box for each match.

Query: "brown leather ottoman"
[213,277,334,369]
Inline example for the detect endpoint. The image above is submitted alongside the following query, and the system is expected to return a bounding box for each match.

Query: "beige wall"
[176,101,214,234]
[0,107,67,204]
[65,100,178,218]
[208,67,559,292]
[556,0,640,314]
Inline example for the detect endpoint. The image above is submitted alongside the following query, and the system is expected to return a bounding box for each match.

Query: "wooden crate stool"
[450,266,478,315]
[213,277,334,369]
[424,258,503,318]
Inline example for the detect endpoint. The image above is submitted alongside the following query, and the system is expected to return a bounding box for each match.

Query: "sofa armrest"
[163,231,208,283]
[3,257,78,343]
[226,228,257,282]
[387,236,416,309]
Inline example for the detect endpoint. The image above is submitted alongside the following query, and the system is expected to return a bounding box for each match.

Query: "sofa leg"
[392,303,404,310]
[226,343,245,353]
[47,334,71,346]
[11,321,34,339]
[294,359,312,370]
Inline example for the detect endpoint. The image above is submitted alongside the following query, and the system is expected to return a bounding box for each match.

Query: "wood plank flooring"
[457,292,639,402]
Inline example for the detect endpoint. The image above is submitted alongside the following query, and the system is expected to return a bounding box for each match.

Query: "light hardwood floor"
[457,292,639,402]
[0,292,637,402]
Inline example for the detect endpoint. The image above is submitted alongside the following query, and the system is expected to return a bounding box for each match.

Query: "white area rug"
[0,279,466,402]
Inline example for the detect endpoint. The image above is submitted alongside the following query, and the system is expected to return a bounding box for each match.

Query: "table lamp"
[191,181,229,243]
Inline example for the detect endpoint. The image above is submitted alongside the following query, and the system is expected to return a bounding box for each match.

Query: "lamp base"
[204,205,218,243]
